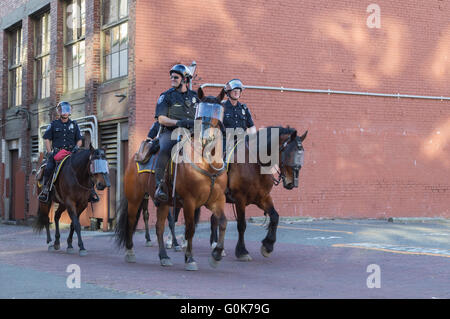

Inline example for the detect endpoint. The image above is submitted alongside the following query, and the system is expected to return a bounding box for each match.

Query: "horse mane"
[245,126,297,162]
[69,149,91,170]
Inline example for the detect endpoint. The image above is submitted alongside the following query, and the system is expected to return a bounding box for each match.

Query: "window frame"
[8,26,23,108]
[34,11,51,100]
[63,0,86,92]
[101,0,129,82]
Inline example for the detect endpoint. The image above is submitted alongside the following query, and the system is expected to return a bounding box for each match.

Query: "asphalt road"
[0,217,449,299]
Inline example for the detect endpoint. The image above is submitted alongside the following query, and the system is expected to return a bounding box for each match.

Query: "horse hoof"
[67,247,76,254]
[237,254,253,262]
[174,245,182,252]
[260,245,271,258]
[53,244,60,251]
[209,256,219,269]
[160,258,173,267]
[79,249,88,257]
[185,262,198,271]
[48,245,55,252]
[125,254,136,263]
[145,241,153,247]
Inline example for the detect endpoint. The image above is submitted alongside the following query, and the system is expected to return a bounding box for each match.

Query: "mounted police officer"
[222,79,256,156]
[38,102,98,203]
[153,64,198,203]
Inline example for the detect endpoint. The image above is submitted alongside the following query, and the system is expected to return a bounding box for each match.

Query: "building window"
[65,0,85,91]
[8,27,23,107]
[35,12,51,100]
[102,0,128,81]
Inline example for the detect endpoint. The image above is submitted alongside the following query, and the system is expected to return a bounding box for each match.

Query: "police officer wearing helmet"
[153,64,198,203]
[39,101,83,202]
[222,79,256,156]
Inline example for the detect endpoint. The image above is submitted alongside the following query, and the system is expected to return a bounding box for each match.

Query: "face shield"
[195,102,224,145]
[58,102,72,117]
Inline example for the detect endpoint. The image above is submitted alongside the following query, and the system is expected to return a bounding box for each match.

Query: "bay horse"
[115,88,228,271]
[211,126,307,261]
[33,144,111,256]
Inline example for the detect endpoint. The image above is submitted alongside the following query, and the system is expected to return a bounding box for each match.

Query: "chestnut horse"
[211,126,307,261]
[33,145,111,256]
[115,88,228,270]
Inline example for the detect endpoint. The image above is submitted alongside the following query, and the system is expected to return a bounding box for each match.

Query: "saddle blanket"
[37,155,71,188]
[136,153,158,174]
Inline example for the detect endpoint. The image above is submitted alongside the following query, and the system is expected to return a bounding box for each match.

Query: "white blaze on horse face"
[202,127,223,164]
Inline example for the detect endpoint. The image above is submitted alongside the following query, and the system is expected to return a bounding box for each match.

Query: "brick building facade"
[1,1,449,228]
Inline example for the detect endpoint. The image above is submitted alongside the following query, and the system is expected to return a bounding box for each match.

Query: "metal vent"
[99,122,118,169]
[31,136,39,155]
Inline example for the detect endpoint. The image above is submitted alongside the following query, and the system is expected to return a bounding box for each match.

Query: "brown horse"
[33,145,111,256]
[115,88,228,271]
[211,126,307,261]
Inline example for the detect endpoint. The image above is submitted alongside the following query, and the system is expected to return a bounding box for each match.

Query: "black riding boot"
[39,175,51,202]
[154,168,168,203]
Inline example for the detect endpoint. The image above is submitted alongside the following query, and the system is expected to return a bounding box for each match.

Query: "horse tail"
[114,198,143,249]
[114,198,129,249]
[33,203,49,233]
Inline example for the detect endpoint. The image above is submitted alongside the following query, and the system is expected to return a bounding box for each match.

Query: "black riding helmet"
[170,64,192,80]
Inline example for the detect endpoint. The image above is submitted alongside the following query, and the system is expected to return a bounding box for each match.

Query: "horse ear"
[89,143,94,151]
[197,87,205,101]
[299,130,308,142]
[291,129,297,139]
[217,88,226,102]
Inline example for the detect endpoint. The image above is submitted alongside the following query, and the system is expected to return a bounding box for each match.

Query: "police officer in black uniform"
[222,79,256,156]
[39,101,83,202]
[153,64,198,203]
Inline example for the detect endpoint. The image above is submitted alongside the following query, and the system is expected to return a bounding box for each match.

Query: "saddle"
[134,139,160,164]
[37,155,71,188]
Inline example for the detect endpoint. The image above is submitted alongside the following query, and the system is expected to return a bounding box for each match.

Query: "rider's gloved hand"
[72,145,80,153]
[176,119,194,129]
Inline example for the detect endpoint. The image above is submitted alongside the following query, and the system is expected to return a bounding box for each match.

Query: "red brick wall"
[133,0,450,222]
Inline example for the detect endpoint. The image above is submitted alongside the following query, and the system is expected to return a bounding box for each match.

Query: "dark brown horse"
[211,126,307,261]
[115,88,228,270]
[33,145,110,256]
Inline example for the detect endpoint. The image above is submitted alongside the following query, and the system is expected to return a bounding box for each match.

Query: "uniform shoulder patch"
[157,94,165,104]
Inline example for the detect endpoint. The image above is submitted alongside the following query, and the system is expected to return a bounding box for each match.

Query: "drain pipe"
[200,83,450,101]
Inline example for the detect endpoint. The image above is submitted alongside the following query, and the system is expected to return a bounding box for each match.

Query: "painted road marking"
[333,243,450,258]
[251,223,353,235]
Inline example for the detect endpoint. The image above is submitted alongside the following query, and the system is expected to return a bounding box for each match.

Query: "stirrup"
[39,188,50,202]
[154,182,168,203]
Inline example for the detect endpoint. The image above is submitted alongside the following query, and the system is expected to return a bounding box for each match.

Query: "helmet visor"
[59,102,71,115]
[225,79,244,91]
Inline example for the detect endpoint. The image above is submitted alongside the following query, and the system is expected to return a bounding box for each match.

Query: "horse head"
[88,144,111,190]
[195,87,225,149]
[278,129,307,189]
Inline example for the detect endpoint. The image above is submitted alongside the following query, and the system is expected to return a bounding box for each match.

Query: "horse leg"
[168,207,182,251]
[235,200,252,261]
[183,201,198,271]
[67,203,87,256]
[142,197,153,247]
[207,196,227,268]
[155,204,172,266]
[52,205,65,251]
[258,197,279,257]
[67,223,76,254]
[210,214,218,248]
[124,201,141,263]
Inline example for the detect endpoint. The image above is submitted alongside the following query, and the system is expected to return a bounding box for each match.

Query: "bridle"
[272,135,304,187]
